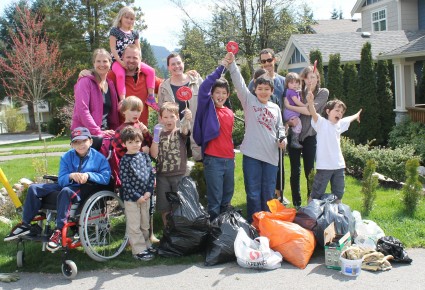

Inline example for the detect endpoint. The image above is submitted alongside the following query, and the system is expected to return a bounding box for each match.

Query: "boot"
[291,132,303,149]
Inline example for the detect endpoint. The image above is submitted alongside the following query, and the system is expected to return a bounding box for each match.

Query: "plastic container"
[340,256,362,277]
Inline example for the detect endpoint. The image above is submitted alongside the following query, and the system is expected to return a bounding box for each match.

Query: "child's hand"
[138,121,148,134]
[136,196,146,204]
[306,91,314,104]
[153,124,163,143]
[183,109,192,121]
[142,145,150,154]
[355,109,362,123]
[222,52,235,67]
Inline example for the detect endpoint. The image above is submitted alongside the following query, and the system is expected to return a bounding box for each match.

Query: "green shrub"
[341,137,417,182]
[388,119,425,164]
[361,159,379,215]
[232,110,245,146]
[402,159,423,215]
[1,107,27,133]
[47,116,67,135]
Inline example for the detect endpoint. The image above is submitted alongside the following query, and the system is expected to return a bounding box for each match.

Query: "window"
[289,48,306,64]
[366,0,382,5]
[372,9,386,31]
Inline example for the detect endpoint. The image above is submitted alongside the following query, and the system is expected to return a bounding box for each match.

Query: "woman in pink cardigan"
[71,48,120,146]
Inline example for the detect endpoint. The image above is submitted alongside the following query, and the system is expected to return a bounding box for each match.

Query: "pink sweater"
[71,75,119,136]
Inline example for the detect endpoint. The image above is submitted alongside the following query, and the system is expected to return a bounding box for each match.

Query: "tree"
[0,7,73,139]
[140,38,158,69]
[309,49,325,87]
[331,8,343,20]
[358,42,379,144]
[327,53,343,99]
[376,59,395,145]
[342,62,360,142]
[179,21,217,77]
[172,0,296,73]
[297,4,317,34]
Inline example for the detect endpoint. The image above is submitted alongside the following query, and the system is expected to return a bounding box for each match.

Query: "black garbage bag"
[377,236,413,264]
[294,194,355,247]
[158,177,210,257]
[205,209,258,266]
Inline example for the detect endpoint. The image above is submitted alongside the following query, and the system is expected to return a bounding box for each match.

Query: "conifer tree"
[358,42,379,144]
[327,53,343,100]
[342,62,360,142]
[309,49,325,87]
[376,59,395,145]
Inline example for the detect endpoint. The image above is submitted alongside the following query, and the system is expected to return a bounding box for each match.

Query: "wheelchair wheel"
[62,260,78,279]
[79,191,128,262]
[17,250,24,267]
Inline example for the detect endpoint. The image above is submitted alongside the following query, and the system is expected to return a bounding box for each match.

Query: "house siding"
[419,0,425,29]
[361,1,398,31]
[400,0,419,30]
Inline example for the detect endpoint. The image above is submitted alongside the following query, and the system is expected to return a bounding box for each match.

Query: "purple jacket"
[193,66,226,157]
[71,75,119,136]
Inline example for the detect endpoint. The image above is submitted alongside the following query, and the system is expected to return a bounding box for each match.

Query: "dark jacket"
[193,66,226,157]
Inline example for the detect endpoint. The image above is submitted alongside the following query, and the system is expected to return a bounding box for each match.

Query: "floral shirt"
[109,27,139,61]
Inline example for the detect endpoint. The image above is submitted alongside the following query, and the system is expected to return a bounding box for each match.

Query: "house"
[278,0,425,123]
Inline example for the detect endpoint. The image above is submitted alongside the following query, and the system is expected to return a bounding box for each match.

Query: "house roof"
[281,30,415,67]
[310,19,362,34]
[379,31,425,59]
[351,0,366,16]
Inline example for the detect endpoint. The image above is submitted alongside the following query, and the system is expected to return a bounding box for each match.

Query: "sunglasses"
[260,58,274,64]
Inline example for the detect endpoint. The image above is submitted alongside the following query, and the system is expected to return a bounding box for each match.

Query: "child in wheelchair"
[4,127,111,253]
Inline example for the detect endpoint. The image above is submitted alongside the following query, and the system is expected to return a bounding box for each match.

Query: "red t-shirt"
[108,71,162,125]
[204,106,235,158]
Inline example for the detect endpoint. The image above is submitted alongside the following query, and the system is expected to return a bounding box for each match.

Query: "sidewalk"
[0,132,55,146]
[2,248,423,289]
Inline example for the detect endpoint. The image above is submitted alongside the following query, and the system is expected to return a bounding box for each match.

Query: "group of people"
[4,6,362,262]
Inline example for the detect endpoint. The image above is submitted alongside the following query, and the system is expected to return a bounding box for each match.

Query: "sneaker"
[147,246,158,254]
[146,94,160,112]
[134,250,155,261]
[46,229,62,252]
[4,223,31,241]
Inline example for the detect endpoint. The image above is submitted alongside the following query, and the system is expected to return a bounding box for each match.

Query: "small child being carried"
[283,72,305,149]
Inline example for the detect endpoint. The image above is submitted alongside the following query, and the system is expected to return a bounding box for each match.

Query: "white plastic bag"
[234,228,282,270]
[352,211,385,248]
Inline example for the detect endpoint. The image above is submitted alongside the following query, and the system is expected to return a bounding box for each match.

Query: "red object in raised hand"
[176,86,193,101]
[313,60,318,73]
[226,41,239,54]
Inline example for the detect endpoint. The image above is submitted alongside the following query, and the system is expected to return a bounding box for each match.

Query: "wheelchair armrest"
[43,175,58,182]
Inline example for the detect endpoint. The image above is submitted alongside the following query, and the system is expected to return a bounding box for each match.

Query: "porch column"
[392,58,415,123]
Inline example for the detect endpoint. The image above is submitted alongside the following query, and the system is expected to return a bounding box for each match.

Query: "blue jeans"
[287,135,316,207]
[23,183,80,229]
[242,155,278,223]
[203,155,235,221]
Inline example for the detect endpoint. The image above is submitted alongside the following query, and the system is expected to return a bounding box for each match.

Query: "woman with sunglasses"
[248,48,286,203]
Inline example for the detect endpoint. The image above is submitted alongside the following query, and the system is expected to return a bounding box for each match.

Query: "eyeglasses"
[260,58,274,64]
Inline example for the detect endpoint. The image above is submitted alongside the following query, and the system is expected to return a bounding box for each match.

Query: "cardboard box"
[324,222,351,270]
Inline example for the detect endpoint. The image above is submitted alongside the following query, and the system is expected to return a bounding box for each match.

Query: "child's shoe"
[134,250,155,261]
[146,94,160,112]
[46,229,62,252]
[290,132,303,149]
[4,223,31,241]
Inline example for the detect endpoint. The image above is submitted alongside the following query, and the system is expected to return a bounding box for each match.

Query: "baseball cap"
[71,127,92,142]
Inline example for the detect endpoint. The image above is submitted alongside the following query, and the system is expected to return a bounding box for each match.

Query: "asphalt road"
[1,248,423,290]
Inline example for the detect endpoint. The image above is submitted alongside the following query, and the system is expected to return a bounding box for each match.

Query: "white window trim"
[371,7,387,31]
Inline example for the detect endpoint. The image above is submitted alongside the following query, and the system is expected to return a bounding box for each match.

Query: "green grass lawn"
[0,153,423,274]
[0,136,70,149]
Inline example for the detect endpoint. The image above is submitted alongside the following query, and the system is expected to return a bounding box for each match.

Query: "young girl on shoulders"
[109,6,159,111]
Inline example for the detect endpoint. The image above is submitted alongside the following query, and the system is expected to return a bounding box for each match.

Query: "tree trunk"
[36,106,42,141]
[27,101,36,131]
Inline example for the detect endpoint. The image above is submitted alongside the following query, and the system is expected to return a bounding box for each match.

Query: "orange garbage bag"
[252,200,316,269]
[252,199,296,229]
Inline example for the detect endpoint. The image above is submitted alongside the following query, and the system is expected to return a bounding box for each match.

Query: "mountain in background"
[152,45,172,78]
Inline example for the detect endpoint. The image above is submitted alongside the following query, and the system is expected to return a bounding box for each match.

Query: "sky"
[0,0,360,51]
